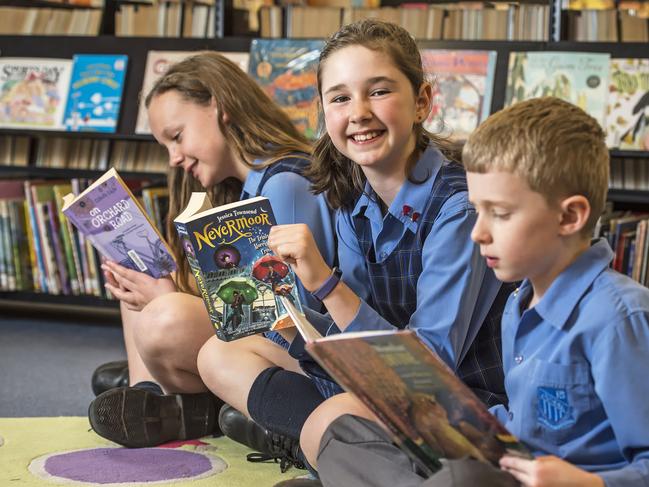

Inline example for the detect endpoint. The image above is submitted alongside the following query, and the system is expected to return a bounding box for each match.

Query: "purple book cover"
[62,169,176,278]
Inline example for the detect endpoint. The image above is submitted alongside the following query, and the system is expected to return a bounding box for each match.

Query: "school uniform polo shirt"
[240,158,336,311]
[336,145,502,369]
[490,239,649,486]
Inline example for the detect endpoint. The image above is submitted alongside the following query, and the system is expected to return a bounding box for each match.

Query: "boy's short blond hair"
[463,97,609,233]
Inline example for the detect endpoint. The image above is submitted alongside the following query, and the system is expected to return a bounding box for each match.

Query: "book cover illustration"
[606,58,649,150]
[248,39,324,140]
[63,54,129,133]
[62,168,176,279]
[174,195,303,341]
[306,330,530,476]
[135,50,249,134]
[505,51,611,126]
[0,57,73,130]
[420,49,497,140]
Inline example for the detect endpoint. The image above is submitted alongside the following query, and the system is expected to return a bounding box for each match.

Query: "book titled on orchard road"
[61,168,176,279]
[281,297,533,477]
[173,193,303,342]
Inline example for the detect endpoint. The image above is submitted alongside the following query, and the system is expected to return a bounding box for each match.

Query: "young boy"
[312,97,649,487]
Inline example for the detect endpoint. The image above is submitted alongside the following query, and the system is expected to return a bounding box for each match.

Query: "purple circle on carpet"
[44,448,214,483]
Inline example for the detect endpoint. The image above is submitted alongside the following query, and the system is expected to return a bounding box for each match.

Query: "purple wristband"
[311,267,342,302]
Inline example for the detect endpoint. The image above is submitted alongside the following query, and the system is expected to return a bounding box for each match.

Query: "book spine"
[47,201,71,295]
[174,220,222,336]
[23,182,46,292]
[5,200,18,291]
[22,200,39,292]
[0,200,8,290]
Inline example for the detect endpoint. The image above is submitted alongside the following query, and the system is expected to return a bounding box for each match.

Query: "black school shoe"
[219,404,306,473]
[88,386,220,448]
[91,360,129,396]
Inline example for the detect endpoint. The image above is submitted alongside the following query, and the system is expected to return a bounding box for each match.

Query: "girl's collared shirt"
[240,159,336,311]
[335,145,502,369]
[490,239,649,485]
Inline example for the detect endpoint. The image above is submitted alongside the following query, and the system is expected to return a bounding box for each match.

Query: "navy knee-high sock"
[247,366,325,440]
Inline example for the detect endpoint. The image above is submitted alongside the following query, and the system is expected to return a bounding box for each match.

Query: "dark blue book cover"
[64,54,128,133]
[174,194,303,341]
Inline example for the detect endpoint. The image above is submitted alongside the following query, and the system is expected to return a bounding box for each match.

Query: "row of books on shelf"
[1,43,649,150]
[609,157,649,191]
[565,8,649,42]
[140,45,646,149]
[0,7,103,36]
[596,207,649,288]
[0,54,128,133]
[115,1,216,38]
[0,136,167,173]
[0,176,169,296]
[259,3,550,41]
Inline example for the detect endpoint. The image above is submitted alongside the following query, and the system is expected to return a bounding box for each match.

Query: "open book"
[281,297,531,476]
[61,168,176,279]
[173,193,303,341]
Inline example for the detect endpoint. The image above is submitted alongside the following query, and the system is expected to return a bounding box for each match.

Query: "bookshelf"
[0,0,647,308]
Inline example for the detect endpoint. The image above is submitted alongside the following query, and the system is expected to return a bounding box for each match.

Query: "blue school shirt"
[334,145,501,369]
[240,159,336,311]
[490,239,649,486]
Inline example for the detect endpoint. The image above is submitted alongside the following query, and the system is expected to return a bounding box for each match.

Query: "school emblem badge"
[537,387,575,430]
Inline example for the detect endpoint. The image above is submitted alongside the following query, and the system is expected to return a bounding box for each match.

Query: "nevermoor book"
[174,193,303,341]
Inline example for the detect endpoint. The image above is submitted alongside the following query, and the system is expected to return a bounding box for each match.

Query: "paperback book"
[505,51,611,126]
[0,57,73,130]
[174,194,302,341]
[248,39,323,140]
[282,298,532,477]
[61,168,176,279]
[420,49,497,140]
[135,50,250,134]
[63,54,129,133]
[606,58,649,150]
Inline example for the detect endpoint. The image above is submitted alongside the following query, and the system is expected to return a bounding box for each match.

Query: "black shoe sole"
[88,387,216,448]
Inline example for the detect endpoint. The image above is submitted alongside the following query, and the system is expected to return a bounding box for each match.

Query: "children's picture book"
[63,54,129,133]
[248,39,324,140]
[420,49,497,141]
[281,298,532,477]
[0,57,73,130]
[61,168,176,279]
[606,58,649,150]
[505,51,611,126]
[174,193,303,341]
[135,50,250,134]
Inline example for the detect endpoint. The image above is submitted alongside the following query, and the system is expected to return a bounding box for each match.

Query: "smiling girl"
[87,51,336,450]
[197,20,513,474]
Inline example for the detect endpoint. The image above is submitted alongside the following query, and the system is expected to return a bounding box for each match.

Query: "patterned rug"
[0,417,301,486]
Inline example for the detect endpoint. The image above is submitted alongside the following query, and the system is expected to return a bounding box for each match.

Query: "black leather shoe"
[88,386,220,448]
[91,360,129,396]
[274,480,322,487]
[219,404,306,472]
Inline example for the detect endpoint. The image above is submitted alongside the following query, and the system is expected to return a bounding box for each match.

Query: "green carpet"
[0,417,302,486]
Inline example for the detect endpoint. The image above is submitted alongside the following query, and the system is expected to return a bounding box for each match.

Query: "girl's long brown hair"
[145,51,312,292]
[307,19,461,210]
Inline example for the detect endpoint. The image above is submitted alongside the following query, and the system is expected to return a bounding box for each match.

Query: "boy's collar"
[351,146,444,232]
[522,239,613,329]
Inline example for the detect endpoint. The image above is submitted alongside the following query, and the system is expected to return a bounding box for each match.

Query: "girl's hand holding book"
[101,261,176,311]
[267,224,332,293]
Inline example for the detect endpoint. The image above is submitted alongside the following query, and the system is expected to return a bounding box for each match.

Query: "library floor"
[0,305,299,486]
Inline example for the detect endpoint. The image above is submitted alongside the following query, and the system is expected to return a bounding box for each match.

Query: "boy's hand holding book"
[500,455,605,487]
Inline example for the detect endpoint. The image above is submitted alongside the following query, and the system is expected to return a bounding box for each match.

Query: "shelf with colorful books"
[557,0,649,42]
